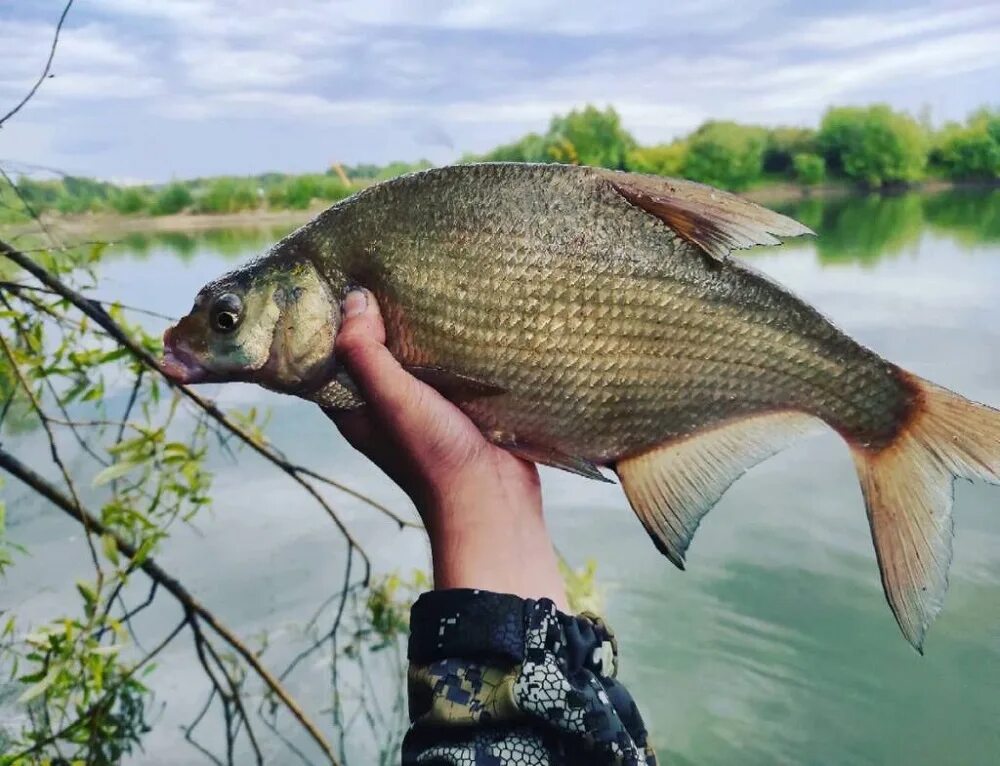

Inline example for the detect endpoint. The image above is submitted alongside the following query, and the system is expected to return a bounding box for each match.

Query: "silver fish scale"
[294,163,912,460]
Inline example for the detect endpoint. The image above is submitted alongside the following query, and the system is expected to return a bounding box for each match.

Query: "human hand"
[326,288,567,608]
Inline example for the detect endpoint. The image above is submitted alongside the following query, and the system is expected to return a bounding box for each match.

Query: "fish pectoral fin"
[615,411,820,569]
[402,365,507,400]
[600,171,814,261]
[501,441,613,483]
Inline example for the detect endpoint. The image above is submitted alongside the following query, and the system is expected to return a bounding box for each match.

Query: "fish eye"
[211,293,243,334]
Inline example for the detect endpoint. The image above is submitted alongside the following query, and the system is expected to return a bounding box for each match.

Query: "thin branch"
[0,280,177,322]
[0,330,104,575]
[0,446,340,766]
[0,0,75,128]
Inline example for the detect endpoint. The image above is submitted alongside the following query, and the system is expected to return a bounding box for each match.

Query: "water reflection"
[771,188,1000,264]
[107,225,297,262]
[97,189,1000,269]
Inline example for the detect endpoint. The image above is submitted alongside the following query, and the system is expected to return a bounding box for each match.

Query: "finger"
[335,289,456,439]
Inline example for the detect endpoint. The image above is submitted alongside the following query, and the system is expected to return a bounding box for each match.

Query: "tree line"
[1,103,997,224]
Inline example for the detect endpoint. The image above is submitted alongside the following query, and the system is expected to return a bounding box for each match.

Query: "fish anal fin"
[615,411,819,569]
[500,440,612,483]
[403,365,507,400]
[851,374,1000,651]
[600,171,814,261]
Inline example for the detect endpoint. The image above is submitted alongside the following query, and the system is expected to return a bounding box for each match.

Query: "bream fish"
[162,163,1000,650]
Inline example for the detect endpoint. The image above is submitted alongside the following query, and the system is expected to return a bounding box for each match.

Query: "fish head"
[161,256,339,394]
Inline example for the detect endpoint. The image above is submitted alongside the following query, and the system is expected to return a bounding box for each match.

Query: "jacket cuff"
[407,588,617,677]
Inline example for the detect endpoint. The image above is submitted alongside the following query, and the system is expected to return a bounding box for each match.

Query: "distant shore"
[2,178,994,240]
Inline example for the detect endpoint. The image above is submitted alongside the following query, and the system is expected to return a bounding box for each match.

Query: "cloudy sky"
[1,0,998,183]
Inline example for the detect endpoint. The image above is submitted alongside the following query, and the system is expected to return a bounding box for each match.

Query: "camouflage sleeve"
[401,589,657,766]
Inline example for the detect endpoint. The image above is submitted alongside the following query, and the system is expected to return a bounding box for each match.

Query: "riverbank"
[1,178,994,240]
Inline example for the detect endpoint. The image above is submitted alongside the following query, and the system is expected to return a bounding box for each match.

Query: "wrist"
[420,480,568,610]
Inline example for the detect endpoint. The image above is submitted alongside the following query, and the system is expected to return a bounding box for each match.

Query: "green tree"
[792,153,826,185]
[929,108,1000,181]
[545,105,636,168]
[682,121,767,190]
[763,127,816,175]
[149,183,193,215]
[479,132,551,163]
[626,142,688,176]
[818,105,927,187]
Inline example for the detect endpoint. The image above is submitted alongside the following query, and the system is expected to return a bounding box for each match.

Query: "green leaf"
[17,667,57,703]
[76,580,98,607]
[92,460,140,487]
[102,533,120,566]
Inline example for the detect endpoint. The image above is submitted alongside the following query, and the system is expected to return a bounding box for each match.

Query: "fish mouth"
[161,327,210,384]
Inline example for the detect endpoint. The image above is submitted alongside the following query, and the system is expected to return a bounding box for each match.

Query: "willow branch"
[0,0,74,128]
[0,446,340,766]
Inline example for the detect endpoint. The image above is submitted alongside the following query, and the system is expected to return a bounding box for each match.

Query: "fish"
[162,162,1000,650]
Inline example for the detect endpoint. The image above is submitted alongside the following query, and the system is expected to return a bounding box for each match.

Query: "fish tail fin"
[851,373,1000,652]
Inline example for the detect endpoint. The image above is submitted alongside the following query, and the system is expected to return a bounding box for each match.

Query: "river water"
[4,189,999,764]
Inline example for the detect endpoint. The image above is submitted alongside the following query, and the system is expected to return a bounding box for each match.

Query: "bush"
[149,183,193,216]
[110,187,150,215]
[792,153,826,185]
[682,121,767,190]
[626,142,688,176]
[193,178,261,214]
[818,105,927,187]
[266,175,353,210]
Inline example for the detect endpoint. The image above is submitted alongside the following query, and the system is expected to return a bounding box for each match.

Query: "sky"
[1,0,998,183]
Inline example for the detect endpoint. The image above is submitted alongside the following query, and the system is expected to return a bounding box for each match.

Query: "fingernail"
[342,288,367,318]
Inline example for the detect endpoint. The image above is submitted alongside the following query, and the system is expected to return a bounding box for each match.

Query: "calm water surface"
[4,190,1000,764]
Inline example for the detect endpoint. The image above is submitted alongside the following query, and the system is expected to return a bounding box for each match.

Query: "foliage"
[266,174,352,209]
[683,121,768,190]
[763,127,817,175]
[929,108,1000,181]
[109,187,149,215]
[477,132,551,164]
[792,153,826,185]
[818,104,927,187]
[478,106,636,169]
[546,106,636,168]
[149,183,193,216]
[558,558,602,615]
[626,142,688,177]
[193,177,262,214]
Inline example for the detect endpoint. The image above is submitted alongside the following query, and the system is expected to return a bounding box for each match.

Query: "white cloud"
[762,3,1000,51]
[741,29,1000,114]
[178,48,311,90]
[4,0,999,180]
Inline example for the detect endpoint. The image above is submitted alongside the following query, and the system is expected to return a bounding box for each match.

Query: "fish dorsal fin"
[600,171,814,261]
[615,411,820,568]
